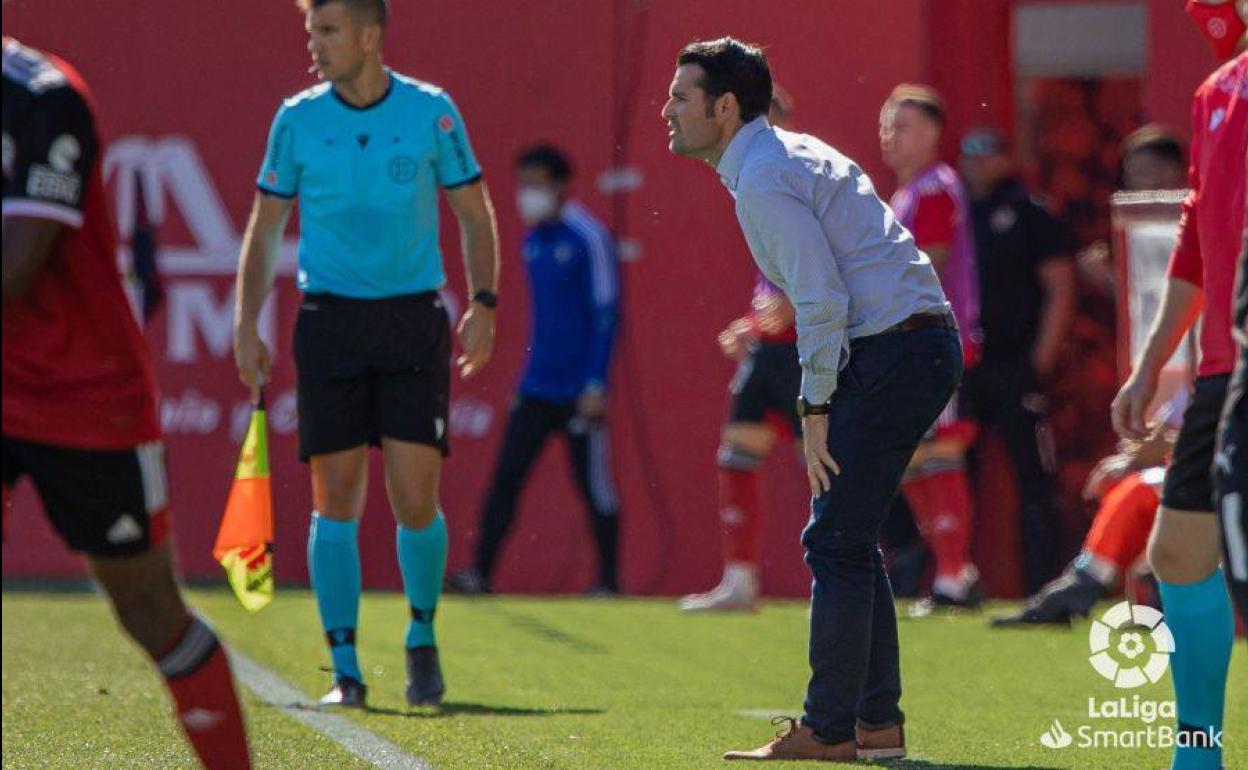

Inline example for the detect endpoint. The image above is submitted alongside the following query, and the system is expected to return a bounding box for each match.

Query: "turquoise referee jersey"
[256,70,482,298]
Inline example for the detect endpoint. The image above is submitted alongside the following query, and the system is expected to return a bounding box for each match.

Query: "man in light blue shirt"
[233,0,499,710]
[663,38,961,762]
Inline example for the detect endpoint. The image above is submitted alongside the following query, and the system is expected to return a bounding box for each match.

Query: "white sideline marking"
[229,649,433,770]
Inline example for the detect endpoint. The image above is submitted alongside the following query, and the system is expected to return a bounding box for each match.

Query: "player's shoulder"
[2,39,87,111]
[279,81,333,117]
[561,202,612,251]
[1197,53,1247,100]
[390,72,455,107]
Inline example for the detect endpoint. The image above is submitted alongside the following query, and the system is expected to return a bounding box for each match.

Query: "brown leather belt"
[879,311,957,335]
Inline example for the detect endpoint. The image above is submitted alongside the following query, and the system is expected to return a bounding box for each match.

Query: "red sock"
[156,616,251,769]
[1084,474,1159,574]
[902,470,974,581]
[719,467,763,566]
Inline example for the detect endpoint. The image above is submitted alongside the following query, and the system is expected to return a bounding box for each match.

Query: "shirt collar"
[717,116,770,192]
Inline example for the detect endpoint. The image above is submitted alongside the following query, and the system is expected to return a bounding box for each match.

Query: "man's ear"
[716,91,739,121]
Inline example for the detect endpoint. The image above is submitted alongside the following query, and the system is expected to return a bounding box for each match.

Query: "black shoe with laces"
[318,675,367,708]
[990,567,1106,627]
[405,645,445,707]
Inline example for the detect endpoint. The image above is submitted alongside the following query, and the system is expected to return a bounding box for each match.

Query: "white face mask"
[516,187,559,226]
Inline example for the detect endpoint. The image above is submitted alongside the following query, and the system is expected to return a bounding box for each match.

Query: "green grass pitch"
[3,587,1246,769]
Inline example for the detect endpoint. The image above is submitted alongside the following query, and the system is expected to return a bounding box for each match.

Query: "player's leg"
[295,294,375,704]
[9,436,250,768]
[466,398,561,590]
[988,360,1059,594]
[681,346,781,611]
[1215,350,1248,627]
[566,414,622,593]
[993,472,1159,626]
[380,437,449,706]
[307,447,369,703]
[89,545,251,769]
[900,395,980,609]
[1151,375,1234,770]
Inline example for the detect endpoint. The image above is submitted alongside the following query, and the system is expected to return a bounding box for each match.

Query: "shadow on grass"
[278,701,604,718]
[478,605,609,654]
[874,761,1061,770]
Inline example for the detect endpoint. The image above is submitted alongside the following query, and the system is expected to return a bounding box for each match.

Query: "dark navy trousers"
[800,327,962,744]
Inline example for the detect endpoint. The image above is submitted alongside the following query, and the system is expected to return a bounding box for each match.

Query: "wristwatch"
[471,290,498,309]
[796,396,831,418]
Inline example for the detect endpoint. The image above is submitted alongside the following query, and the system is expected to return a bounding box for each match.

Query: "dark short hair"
[516,144,573,182]
[677,37,772,123]
[884,83,945,126]
[1120,124,1185,168]
[296,0,388,30]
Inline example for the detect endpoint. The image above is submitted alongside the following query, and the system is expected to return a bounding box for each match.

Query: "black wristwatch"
[471,290,498,309]
[796,397,831,418]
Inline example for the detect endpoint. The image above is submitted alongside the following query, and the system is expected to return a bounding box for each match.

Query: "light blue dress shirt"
[717,117,950,403]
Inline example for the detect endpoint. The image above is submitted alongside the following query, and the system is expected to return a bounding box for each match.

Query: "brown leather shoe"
[723,717,857,762]
[855,721,905,760]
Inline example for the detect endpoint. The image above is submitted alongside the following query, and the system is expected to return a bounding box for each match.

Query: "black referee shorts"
[728,341,802,435]
[294,291,451,461]
[1161,374,1230,512]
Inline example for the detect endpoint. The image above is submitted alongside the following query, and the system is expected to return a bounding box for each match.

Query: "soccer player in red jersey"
[2,38,251,769]
[1110,4,1246,768]
[880,84,984,608]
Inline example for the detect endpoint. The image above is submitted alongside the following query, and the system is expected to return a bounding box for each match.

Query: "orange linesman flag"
[213,397,274,611]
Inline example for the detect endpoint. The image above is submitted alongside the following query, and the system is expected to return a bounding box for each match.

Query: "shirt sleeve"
[432,90,482,189]
[739,181,849,404]
[577,225,620,390]
[2,86,98,229]
[255,102,299,198]
[1166,92,1204,287]
[1023,198,1071,268]
[911,190,955,250]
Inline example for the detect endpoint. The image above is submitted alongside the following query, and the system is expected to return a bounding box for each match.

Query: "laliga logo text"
[1088,601,1172,688]
[1038,603,1222,752]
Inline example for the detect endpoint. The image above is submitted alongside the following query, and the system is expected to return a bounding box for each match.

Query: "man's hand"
[577,389,606,420]
[1110,369,1158,440]
[718,317,755,361]
[457,303,495,378]
[1082,453,1132,501]
[752,292,795,335]
[801,414,841,497]
[233,324,271,403]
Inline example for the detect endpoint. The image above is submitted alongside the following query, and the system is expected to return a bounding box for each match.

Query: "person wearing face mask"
[1110,3,1246,769]
[449,144,623,596]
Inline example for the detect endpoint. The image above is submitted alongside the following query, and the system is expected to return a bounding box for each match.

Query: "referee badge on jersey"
[389,155,417,184]
[990,206,1017,234]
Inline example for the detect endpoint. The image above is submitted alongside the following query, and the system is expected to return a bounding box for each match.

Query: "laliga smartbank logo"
[1088,601,1172,688]
[1037,602,1221,752]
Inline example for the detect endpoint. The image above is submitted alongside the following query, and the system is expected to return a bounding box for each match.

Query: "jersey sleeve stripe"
[565,207,617,305]
[255,183,295,200]
[2,198,84,228]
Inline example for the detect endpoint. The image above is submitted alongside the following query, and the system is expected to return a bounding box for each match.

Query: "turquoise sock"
[308,513,363,682]
[1158,569,1234,770]
[397,512,448,649]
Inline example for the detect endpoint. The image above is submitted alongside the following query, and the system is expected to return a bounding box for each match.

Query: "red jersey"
[1166,52,1248,377]
[2,39,160,449]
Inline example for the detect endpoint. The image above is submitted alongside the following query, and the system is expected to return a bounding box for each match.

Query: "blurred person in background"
[680,87,804,613]
[993,125,1188,626]
[1110,3,1246,767]
[450,144,622,596]
[1079,124,1188,298]
[879,84,984,610]
[2,36,250,768]
[959,128,1076,595]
